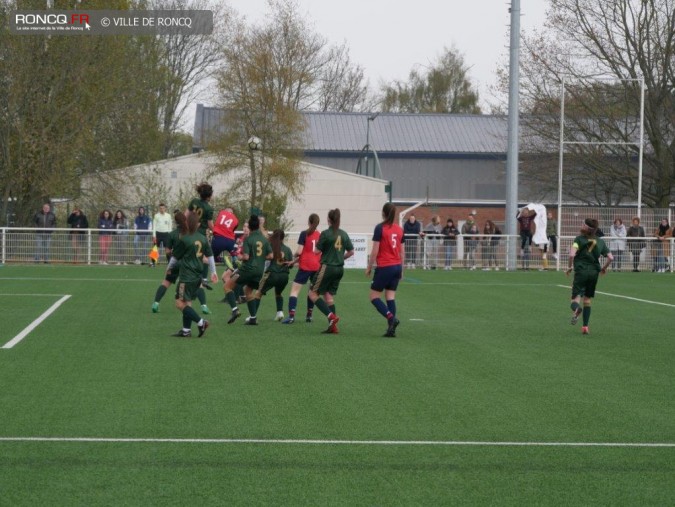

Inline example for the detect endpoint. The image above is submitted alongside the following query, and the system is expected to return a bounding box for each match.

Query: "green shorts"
[260,271,289,296]
[235,268,263,290]
[310,264,344,296]
[175,279,202,302]
[571,269,599,299]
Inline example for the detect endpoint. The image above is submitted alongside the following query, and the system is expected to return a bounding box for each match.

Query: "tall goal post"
[556,76,645,269]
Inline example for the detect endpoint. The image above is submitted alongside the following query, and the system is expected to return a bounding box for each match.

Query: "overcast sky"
[230,0,549,108]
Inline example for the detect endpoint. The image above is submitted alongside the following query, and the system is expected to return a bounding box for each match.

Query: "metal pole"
[556,78,566,270]
[505,0,520,271]
[637,78,645,219]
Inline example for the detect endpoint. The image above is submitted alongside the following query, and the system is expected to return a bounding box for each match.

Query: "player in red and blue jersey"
[366,202,405,337]
[212,207,239,269]
[282,213,321,324]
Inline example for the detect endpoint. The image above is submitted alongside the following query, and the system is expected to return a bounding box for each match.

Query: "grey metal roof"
[193,105,512,154]
[301,112,509,154]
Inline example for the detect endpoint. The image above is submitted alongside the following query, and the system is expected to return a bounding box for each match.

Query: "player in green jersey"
[565,218,613,335]
[308,208,354,334]
[187,182,215,288]
[167,212,218,337]
[151,211,210,315]
[254,229,294,322]
[222,215,272,325]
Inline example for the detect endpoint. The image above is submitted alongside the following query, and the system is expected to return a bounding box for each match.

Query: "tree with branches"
[517,0,675,208]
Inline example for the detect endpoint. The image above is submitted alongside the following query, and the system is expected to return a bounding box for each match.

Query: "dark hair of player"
[187,212,200,234]
[248,214,260,231]
[270,229,285,262]
[382,202,396,225]
[328,208,340,230]
[175,212,188,234]
[584,218,599,235]
[196,183,213,200]
[307,213,320,235]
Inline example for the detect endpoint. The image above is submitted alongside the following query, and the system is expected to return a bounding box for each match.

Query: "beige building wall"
[83,153,389,235]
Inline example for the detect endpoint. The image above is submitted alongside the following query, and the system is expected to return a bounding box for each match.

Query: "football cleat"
[570,307,582,325]
[281,317,295,324]
[321,324,339,334]
[197,320,209,337]
[202,280,213,290]
[275,311,284,321]
[200,304,211,315]
[172,329,192,337]
[244,317,258,325]
[384,317,400,338]
[305,314,313,323]
[151,302,159,313]
[227,309,241,324]
[581,326,590,335]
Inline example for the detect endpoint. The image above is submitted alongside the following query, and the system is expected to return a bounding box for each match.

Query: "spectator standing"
[608,218,627,271]
[482,220,502,270]
[112,210,128,265]
[133,206,152,265]
[97,209,114,265]
[67,207,89,263]
[461,213,479,270]
[626,217,646,272]
[423,215,442,269]
[544,211,558,268]
[403,215,422,268]
[517,209,535,269]
[440,218,459,270]
[652,218,671,272]
[33,203,56,263]
[152,203,173,264]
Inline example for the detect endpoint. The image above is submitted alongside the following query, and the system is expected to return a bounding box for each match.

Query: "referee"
[152,203,173,264]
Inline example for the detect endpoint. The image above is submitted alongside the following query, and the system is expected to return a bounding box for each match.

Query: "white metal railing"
[1,227,672,272]
[402,233,673,272]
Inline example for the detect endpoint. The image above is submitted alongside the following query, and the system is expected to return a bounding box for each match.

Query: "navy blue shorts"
[370,264,402,292]
[212,236,236,258]
[293,269,316,285]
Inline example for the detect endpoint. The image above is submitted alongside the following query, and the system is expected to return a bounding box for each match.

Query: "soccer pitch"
[1,265,674,505]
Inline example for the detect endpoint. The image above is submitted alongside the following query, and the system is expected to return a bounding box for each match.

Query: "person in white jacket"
[609,218,627,271]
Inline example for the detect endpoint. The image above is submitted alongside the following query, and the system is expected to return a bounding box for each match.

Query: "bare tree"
[150,0,230,157]
[518,0,675,208]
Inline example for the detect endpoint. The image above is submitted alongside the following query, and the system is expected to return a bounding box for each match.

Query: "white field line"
[0,436,673,448]
[555,285,675,308]
[2,295,72,349]
[0,294,68,297]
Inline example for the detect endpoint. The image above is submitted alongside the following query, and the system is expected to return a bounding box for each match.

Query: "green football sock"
[196,287,206,305]
[583,306,591,326]
[154,285,167,303]
[314,298,330,316]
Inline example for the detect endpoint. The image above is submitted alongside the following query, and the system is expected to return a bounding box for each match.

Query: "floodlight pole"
[504,0,521,271]
[556,78,565,270]
[637,79,645,218]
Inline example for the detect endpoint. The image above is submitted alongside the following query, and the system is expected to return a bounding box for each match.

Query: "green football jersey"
[317,228,353,266]
[188,198,214,235]
[269,244,293,274]
[572,235,609,272]
[239,230,272,275]
[171,231,213,283]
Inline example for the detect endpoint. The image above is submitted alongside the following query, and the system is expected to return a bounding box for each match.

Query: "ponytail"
[307,213,320,235]
[382,202,396,225]
[328,208,340,230]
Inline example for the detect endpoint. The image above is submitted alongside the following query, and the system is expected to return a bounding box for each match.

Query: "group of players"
[150,183,406,339]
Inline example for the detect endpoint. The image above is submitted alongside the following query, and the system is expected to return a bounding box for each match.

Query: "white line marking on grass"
[0,294,68,297]
[555,285,675,308]
[0,277,155,283]
[2,295,72,349]
[0,436,673,448]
